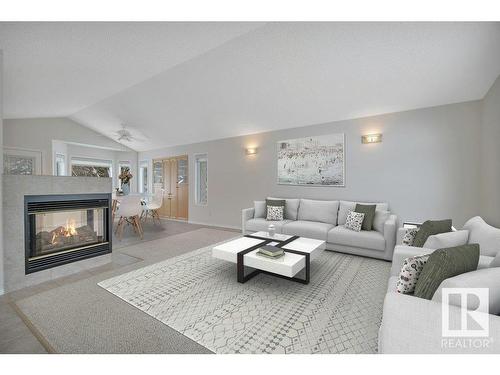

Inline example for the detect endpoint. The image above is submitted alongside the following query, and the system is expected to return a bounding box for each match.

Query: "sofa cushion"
[432,267,500,315]
[254,201,266,218]
[328,225,386,251]
[373,210,390,233]
[268,197,300,220]
[423,230,469,250]
[282,220,333,241]
[297,199,339,225]
[414,244,480,300]
[490,252,500,268]
[412,219,452,247]
[463,216,500,257]
[338,201,388,225]
[246,218,291,234]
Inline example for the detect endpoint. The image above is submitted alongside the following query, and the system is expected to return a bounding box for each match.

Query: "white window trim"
[54,153,66,176]
[70,156,113,178]
[194,153,208,206]
[3,147,43,175]
[139,160,149,194]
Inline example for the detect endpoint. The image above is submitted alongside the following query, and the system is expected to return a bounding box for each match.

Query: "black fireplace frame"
[24,193,112,274]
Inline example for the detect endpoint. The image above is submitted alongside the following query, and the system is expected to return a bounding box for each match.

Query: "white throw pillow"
[463,216,500,257]
[266,206,284,221]
[345,211,364,232]
[402,228,419,246]
[396,255,430,294]
[254,201,266,218]
[373,210,390,233]
[423,230,469,249]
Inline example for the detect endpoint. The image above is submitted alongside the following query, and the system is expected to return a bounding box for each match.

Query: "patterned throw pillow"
[345,211,365,232]
[396,255,430,294]
[402,228,419,246]
[266,206,284,221]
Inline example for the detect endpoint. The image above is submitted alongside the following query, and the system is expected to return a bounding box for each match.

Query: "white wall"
[140,100,482,229]
[480,75,500,227]
[0,50,4,294]
[3,117,139,191]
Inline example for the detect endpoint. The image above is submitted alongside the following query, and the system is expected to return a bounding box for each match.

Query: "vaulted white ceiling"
[2,22,500,151]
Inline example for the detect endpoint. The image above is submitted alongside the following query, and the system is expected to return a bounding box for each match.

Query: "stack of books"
[257,245,285,259]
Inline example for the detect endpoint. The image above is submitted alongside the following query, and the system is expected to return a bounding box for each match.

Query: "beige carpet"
[15,228,239,353]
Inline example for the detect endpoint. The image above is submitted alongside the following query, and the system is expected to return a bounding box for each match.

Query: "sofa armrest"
[390,245,434,277]
[383,214,397,255]
[241,207,255,234]
[379,292,500,353]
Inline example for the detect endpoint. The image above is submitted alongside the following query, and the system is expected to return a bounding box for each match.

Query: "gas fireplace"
[24,193,112,274]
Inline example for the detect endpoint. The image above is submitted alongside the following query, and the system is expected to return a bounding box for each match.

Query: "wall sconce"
[245,147,258,155]
[361,133,382,144]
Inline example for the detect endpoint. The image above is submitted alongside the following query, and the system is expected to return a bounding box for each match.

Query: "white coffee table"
[212,231,325,284]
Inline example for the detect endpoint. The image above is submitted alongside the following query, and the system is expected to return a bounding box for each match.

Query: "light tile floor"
[0,218,228,354]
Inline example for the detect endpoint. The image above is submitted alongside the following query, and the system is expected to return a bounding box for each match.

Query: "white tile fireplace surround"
[2,175,113,294]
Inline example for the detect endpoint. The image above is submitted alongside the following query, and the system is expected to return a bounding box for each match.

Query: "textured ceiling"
[2,22,500,151]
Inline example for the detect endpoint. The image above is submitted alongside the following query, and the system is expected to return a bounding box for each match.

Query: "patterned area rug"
[98,245,390,354]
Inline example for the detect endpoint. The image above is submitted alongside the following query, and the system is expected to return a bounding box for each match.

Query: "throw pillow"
[254,201,266,218]
[396,255,430,294]
[354,204,376,231]
[414,244,480,300]
[412,219,452,247]
[373,210,390,233]
[345,211,365,232]
[422,230,469,249]
[265,199,285,220]
[266,206,284,221]
[463,216,500,257]
[268,197,300,220]
[402,228,419,246]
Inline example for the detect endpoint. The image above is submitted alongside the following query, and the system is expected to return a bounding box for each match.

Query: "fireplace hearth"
[25,193,112,274]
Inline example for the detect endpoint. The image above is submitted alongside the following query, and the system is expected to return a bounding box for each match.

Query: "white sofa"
[379,216,500,353]
[242,198,397,260]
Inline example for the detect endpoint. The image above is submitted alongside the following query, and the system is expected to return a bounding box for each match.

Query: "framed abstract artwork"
[277,133,345,186]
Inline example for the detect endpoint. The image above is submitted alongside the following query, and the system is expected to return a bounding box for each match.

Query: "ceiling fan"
[113,124,146,143]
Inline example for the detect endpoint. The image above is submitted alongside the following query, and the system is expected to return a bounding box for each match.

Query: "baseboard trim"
[187,220,241,232]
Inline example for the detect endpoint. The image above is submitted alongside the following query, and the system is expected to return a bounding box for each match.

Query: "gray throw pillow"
[412,219,452,247]
[354,204,376,231]
[414,244,480,300]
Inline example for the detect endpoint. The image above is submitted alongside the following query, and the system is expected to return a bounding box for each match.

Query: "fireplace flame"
[50,219,78,244]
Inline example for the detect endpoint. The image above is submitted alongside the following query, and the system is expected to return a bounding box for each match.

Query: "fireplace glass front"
[25,194,111,274]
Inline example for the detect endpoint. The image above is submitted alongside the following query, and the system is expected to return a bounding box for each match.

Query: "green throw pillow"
[265,198,285,218]
[412,219,452,247]
[414,244,479,300]
[354,204,376,231]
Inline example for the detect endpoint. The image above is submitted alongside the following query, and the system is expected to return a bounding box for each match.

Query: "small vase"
[268,224,276,237]
[122,183,130,195]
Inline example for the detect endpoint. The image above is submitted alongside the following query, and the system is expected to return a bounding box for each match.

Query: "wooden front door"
[153,155,188,220]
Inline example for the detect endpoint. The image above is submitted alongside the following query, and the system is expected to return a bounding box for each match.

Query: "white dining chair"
[142,189,164,225]
[115,195,144,240]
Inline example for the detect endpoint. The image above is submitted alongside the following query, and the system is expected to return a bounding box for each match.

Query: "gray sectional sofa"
[379,216,500,353]
[242,198,397,260]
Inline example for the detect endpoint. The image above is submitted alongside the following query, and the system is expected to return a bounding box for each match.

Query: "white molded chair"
[115,195,144,240]
[142,189,164,225]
